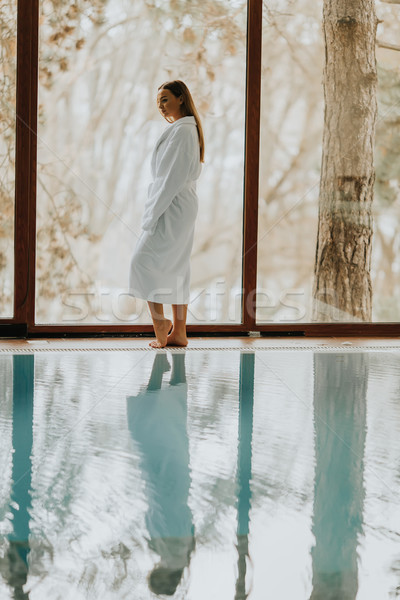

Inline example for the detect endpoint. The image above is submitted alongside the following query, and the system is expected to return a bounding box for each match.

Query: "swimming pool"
[0,348,399,599]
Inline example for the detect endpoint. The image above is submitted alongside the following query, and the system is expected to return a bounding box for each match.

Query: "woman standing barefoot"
[129,80,204,348]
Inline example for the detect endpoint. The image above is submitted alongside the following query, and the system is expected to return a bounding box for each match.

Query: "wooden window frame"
[1,0,400,338]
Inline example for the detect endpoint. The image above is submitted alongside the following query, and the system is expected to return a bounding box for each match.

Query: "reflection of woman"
[129,80,205,349]
[126,352,195,596]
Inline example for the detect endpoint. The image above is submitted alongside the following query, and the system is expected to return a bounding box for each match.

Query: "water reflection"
[3,356,34,600]
[127,352,195,596]
[1,348,398,599]
[310,353,368,600]
[235,353,254,600]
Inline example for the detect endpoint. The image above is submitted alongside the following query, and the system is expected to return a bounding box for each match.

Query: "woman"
[129,80,204,348]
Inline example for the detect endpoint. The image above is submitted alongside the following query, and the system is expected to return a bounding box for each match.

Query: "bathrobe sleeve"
[141,127,196,233]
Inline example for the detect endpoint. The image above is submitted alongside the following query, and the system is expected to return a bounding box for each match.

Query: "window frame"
[2,0,400,338]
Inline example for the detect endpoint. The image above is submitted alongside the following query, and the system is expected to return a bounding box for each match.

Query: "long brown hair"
[158,80,205,163]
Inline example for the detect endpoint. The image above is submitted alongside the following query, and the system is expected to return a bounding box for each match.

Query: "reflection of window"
[0,0,17,317]
[35,0,247,324]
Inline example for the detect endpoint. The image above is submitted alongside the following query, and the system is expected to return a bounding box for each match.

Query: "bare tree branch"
[377,39,400,51]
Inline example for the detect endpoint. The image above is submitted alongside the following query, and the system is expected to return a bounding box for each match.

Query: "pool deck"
[1,336,400,353]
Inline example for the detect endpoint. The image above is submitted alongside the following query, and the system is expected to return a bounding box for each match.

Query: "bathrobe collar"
[154,116,196,152]
[171,115,196,127]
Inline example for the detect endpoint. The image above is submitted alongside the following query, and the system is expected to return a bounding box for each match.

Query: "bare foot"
[166,329,188,347]
[149,318,173,349]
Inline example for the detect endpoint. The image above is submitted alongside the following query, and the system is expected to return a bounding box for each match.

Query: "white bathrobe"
[129,115,201,304]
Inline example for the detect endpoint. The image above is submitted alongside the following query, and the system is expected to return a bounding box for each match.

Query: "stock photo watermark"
[60,279,348,323]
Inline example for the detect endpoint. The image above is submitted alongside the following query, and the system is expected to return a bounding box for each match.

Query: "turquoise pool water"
[0,349,399,599]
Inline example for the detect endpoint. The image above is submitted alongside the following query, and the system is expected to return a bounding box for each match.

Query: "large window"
[3,0,400,334]
[0,0,17,318]
[35,0,247,325]
[256,0,400,325]
[256,0,323,325]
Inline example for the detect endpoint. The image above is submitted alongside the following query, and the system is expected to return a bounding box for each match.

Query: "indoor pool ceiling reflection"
[0,349,399,599]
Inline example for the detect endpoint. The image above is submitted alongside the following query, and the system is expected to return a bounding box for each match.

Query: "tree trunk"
[313,0,378,322]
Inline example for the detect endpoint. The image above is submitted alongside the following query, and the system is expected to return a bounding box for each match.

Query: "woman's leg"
[166,304,188,347]
[147,301,173,348]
